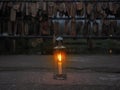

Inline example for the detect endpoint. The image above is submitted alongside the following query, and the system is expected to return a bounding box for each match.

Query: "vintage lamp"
[53,37,67,80]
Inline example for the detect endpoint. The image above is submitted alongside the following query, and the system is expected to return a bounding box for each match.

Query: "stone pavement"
[0,55,120,90]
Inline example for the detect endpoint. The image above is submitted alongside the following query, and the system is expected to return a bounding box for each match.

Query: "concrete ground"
[0,55,120,90]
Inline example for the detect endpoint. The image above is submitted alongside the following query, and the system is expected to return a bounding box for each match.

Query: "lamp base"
[53,74,67,80]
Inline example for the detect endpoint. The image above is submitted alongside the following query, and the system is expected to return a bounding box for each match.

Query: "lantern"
[53,37,67,80]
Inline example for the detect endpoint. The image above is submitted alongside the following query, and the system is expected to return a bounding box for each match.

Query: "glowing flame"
[58,53,62,61]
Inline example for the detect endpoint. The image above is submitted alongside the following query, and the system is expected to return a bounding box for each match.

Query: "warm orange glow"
[57,53,62,62]
[54,50,66,62]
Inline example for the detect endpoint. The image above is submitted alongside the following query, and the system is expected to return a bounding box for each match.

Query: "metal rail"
[50,17,120,20]
[0,17,120,20]
[0,0,120,2]
[0,35,120,39]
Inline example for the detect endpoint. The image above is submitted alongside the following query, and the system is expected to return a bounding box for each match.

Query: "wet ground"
[0,55,120,90]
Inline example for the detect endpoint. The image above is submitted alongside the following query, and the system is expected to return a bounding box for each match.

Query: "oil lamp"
[53,36,67,80]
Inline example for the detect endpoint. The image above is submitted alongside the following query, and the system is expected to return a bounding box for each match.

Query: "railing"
[0,0,120,2]
[0,35,120,39]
